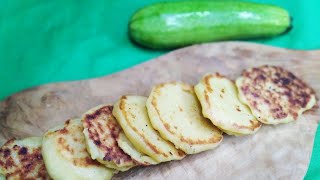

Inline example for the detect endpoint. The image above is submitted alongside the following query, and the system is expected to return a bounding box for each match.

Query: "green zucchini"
[129,1,291,49]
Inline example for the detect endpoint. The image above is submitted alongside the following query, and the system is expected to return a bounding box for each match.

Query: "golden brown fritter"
[113,96,186,163]
[195,74,261,135]
[0,137,50,180]
[82,105,137,171]
[236,65,317,124]
[147,82,223,154]
[42,119,114,180]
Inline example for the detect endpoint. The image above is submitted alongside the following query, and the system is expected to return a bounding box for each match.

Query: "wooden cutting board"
[1,42,319,179]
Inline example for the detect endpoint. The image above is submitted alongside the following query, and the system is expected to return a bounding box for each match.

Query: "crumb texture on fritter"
[236,65,317,124]
[42,118,114,180]
[0,137,50,180]
[82,105,136,171]
[113,96,185,163]
[195,73,261,135]
[146,82,223,154]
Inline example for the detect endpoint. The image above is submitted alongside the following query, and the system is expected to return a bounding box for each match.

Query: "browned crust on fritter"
[0,139,50,179]
[204,74,224,93]
[155,82,194,94]
[119,96,185,159]
[46,119,103,168]
[232,120,261,131]
[83,105,137,166]
[239,65,316,121]
[203,73,261,131]
[150,83,222,144]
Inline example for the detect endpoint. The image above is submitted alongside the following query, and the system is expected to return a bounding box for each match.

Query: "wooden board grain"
[0,42,319,179]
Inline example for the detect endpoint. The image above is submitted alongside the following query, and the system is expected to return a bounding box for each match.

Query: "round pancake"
[116,132,158,165]
[195,73,261,135]
[42,119,114,180]
[146,82,223,154]
[236,65,317,124]
[0,137,50,180]
[82,104,137,171]
[113,96,185,162]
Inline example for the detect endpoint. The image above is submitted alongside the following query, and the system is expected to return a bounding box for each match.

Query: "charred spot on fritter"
[0,138,50,179]
[83,105,137,168]
[237,65,316,123]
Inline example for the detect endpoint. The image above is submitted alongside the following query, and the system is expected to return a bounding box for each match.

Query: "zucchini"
[129,1,291,49]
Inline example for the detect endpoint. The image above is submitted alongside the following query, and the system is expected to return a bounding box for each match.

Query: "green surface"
[0,0,319,178]
[1,0,320,99]
[305,124,320,179]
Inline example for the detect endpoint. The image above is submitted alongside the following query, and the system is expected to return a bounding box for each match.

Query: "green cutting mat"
[0,0,319,178]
